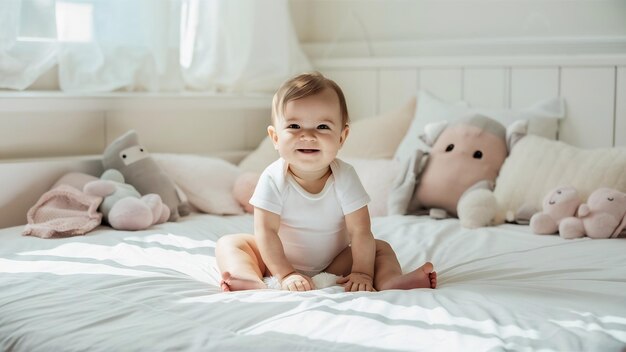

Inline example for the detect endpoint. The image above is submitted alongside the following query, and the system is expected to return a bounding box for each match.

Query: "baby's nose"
[300,130,317,141]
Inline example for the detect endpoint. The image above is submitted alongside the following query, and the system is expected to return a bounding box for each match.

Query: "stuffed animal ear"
[506,120,528,152]
[419,121,448,147]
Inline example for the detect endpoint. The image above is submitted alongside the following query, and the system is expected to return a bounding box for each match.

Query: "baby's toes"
[430,271,437,289]
[220,280,231,292]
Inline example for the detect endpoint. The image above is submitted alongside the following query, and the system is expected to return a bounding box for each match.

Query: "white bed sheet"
[1,213,625,351]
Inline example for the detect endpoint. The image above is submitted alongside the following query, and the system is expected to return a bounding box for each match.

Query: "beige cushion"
[238,138,279,173]
[338,96,416,159]
[238,97,416,173]
[494,135,626,224]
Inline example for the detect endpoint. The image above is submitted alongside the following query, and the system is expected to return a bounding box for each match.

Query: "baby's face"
[269,87,347,175]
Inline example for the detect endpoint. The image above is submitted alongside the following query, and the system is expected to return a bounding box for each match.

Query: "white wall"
[290,0,626,57]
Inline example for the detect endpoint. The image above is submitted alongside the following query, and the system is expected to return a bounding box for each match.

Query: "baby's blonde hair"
[271,72,349,128]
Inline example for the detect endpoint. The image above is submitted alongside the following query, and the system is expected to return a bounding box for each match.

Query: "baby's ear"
[339,125,350,146]
[267,125,279,150]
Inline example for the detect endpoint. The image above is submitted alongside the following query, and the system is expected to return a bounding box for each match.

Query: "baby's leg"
[215,234,267,291]
[378,262,437,290]
[373,240,436,290]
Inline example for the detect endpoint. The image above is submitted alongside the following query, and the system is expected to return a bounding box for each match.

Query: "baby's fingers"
[287,282,297,291]
[336,276,349,284]
[300,280,313,291]
[342,281,353,292]
[292,281,302,291]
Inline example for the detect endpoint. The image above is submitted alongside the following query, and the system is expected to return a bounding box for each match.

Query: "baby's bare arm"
[254,207,296,281]
[344,206,376,291]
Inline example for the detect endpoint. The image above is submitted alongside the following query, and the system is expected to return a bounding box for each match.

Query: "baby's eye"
[445,144,454,152]
[317,124,330,130]
[473,150,483,159]
[287,124,300,129]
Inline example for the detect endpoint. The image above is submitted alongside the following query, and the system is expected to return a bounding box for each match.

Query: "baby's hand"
[337,272,376,292]
[281,273,315,291]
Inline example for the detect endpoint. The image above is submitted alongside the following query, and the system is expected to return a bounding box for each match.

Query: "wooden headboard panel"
[315,54,626,149]
[1,53,625,228]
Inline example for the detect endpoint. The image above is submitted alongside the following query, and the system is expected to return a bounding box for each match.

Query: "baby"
[216,72,436,292]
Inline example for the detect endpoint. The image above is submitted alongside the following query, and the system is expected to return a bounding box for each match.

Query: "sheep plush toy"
[388,114,526,228]
[102,130,190,221]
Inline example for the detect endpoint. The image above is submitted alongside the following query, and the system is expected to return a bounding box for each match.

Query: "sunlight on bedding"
[217,294,540,341]
[239,309,520,351]
[550,318,626,342]
[0,258,159,277]
[13,235,220,283]
[124,233,217,249]
[571,310,626,325]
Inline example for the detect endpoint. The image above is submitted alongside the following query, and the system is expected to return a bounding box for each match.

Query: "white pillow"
[394,90,565,161]
[493,135,626,224]
[343,158,400,217]
[153,154,244,215]
[393,91,468,161]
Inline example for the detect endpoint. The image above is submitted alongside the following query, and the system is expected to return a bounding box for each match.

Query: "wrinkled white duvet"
[1,214,625,351]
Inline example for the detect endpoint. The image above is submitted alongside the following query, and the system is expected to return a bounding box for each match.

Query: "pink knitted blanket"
[23,185,103,239]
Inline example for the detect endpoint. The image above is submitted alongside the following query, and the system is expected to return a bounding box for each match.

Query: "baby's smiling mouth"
[297,149,319,153]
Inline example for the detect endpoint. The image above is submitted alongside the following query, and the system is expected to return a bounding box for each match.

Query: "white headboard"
[315,54,626,149]
[1,53,625,228]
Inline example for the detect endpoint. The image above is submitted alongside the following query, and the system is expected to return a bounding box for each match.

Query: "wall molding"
[303,36,626,61]
[0,91,272,112]
[313,54,626,70]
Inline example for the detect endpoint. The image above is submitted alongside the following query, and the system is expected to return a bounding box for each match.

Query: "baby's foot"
[380,262,437,290]
[220,271,266,292]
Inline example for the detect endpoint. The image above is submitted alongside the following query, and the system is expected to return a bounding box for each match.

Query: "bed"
[1,53,626,351]
[2,212,626,351]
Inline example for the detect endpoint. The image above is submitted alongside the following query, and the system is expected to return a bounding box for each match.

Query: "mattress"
[1,213,625,351]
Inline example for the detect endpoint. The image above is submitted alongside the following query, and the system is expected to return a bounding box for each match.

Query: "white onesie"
[249,158,370,276]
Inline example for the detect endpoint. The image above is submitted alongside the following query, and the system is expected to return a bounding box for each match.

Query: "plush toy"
[233,172,260,214]
[102,130,190,221]
[52,172,99,191]
[529,186,581,234]
[505,203,540,225]
[559,188,626,239]
[388,114,526,228]
[84,169,170,231]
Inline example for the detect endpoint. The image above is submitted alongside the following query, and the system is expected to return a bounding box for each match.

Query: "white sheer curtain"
[0,0,311,93]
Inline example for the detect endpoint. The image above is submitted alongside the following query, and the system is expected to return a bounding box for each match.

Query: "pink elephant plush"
[559,188,626,239]
[388,114,527,228]
[530,186,581,234]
